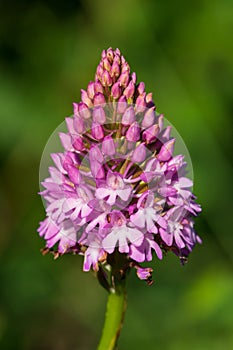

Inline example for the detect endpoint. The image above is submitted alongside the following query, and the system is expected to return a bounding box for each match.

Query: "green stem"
[97,283,127,350]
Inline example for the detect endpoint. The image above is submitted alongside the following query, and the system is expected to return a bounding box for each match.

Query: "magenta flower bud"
[131,72,137,84]
[93,106,106,124]
[113,54,121,65]
[91,122,104,140]
[103,57,111,71]
[94,81,104,94]
[87,82,95,99]
[157,138,175,161]
[138,82,145,95]
[67,165,81,185]
[162,126,172,141]
[59,132,72,151]
[102,136,115,156]
[81,89,92,107]
[90,145,104,163]
[136,267,153,281]
[78,102,91,119]
[135,93,146,113]
[73,116,85,134]
[96,64,104,80]
[122,106,135,125]
[115,47,121,55]
[65,117,75,134]
[158,114,164,130]
[142,107,155,128]
[73,102,79,116]
[93,92,106,106]
[102,70,112,86]
[146,92,153,103]
[142,124,160,143]
[62,153,74,171]
[117,96,127,114]
[122,62,130,73]
[123,81,135,99]
[119,71,129,87]
[126,122,141,141]
[106,47,114,62]
[111,82,121,99]
[101,50,106,59]
[110,61,120,78]
[91,160,105,179]
[146,92,155,108]
[73,135,84,151]
[132,144,147,163]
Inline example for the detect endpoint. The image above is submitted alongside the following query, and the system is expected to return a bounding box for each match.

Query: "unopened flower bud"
[126,122,141,141]
[122,62,130,73]
[87,82,95,99]
[131,72,137,84]
[106,47,114,62]
[138,82,145,95]
[142,107,155,128]
[93,106,106,124]
[65,118,76,135]
[73,116,85,134]
[101,50,106,59]
[122,106,135,125]
[94,81,104,94]
[72,135,84,151]
[67,165,81,185]
[102,70,112,86]
[59,132,72,151]
[146,92,155,108]
[102,136,115,156]
[117,96,127,113]
[135,93,146,113]
[157,138,175,161]
[119,71,129,87]
[123,81,135,99]
[90,145,104,163]
[157,114,164,130]
[110,61,120,78]
[91,161,105,179]
[81,89,92,107]
[78,102,91,119]
[142,124,160,143]
[162,126,172,141]
[73,102,79,116]
[103,57,111,71]
[93,92,106,106]
[91,122,104,140]
[115,47,121,55]
[62,153,74,171]
[146,92,153,103]
[96,64,104,80]
[132,143,147,163]
[113,54,121,65]
[111,82,121,99]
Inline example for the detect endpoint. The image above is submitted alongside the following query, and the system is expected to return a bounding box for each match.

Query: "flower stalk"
[97,282,127,350]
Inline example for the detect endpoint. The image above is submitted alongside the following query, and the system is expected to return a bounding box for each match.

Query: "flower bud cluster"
[38,48,201,284]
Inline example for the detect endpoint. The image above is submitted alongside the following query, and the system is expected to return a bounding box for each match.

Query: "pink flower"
[102,211,144,254]
[96,172,132,205]
[130,191,167,234]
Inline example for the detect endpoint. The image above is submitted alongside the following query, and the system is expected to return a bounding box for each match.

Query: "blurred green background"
[0,0,233,349]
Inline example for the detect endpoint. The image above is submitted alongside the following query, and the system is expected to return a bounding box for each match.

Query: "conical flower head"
[38,48,202,285]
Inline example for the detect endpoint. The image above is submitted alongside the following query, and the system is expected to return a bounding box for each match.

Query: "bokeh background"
[0,0,233,349]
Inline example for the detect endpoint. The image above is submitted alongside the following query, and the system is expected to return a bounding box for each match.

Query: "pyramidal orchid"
[38,48,202,349]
